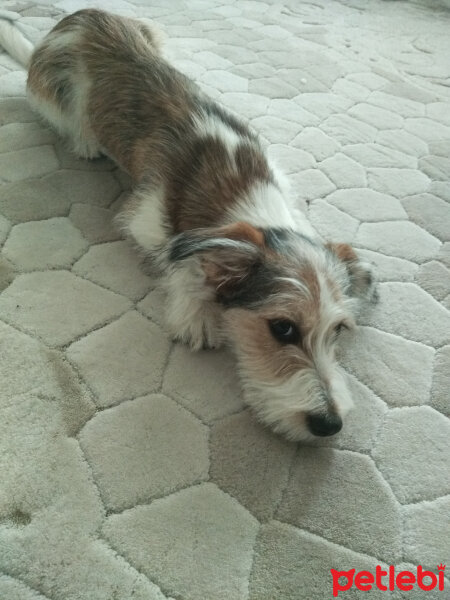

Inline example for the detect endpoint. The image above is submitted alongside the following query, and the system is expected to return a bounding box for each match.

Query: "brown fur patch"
[219,222,265,247]
[27,37,76,107]
[27,8,273,233]
[163,138,272,233]
[199,223,264,297]
[225,308,312,382]
[297,266,322,334]
[326,242,357,263]
[70,9,271,229]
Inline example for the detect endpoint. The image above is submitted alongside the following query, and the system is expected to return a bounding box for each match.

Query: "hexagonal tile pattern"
[405,117,450,143]
[0,256,14,291]
[343,143,417,169]
[221,91,269,119]
[250,115,298,144]
[200,69,248,92]
[376,128,428,157]
[348,102,404,129]
[367,168,429,197]
[429,180,450,204]
[355,221,441,262]
[0,271,130,346]
[368,90,425,117]
[0,214,10,246]
[267,98,318,127]
[290,127,340,161]
[249,522,380,600]
[163,345,244,422]
[0,145,59,181]
[402,193,450,242]
[0,389,168,600]
[403,496,450,567]
[249,77,298,99]
[0,121,56,152]
[3,217,88,271]
[103,483,259,600]
[1,1,450,598]
[67,311,170,407]
[0,97,36,124]
[437,242,450,269]
[373,407,450,504]
[0,575,49,600]
[80,395,209,512]
[137,287,166,327]
[69,203,121,244]
[360,282,450,346]
[416,260,450,301]
[294,91,352,119]
[427,101,450,125]
[318,153,366,189]
[210,410,296,520]
[430,345,450,417]
[308,200,359,243]
[73,240,152,300]
[339,326,434,407]
[0,320,94,434]
[0,178,71,223]
[352,248,419,282]
[277,447,401,561]
[289,169,336,201]
[419,155,450,181]
[333,78,371,103]
[44,169,121,208]
[326,188,407,221]
[321,114,377,145]
[267,143,315,174]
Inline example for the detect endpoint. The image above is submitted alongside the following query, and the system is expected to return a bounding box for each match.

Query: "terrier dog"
[0,9,376,441]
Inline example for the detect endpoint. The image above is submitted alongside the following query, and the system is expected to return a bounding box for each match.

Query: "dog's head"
[169,222,377,441]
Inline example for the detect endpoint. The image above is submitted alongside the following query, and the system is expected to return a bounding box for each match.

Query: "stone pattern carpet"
[0,0,449,599]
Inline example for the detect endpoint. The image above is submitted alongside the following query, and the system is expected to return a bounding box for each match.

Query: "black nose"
[307,412,343,437]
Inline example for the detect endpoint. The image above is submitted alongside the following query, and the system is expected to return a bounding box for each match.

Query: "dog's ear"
[169,222,265,301]
[326,242,377,301]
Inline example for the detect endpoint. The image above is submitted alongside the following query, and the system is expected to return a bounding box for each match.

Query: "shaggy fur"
[0,8,377,441]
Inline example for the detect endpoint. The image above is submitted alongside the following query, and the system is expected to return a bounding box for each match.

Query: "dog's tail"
[0,13,34,68]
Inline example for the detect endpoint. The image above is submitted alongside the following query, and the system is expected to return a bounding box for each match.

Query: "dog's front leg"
[163,262,223,351]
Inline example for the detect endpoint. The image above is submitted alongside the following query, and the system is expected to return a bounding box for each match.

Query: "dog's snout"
[307,412,343,437]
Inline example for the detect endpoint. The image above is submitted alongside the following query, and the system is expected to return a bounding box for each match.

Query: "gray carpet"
[0,0,449,599]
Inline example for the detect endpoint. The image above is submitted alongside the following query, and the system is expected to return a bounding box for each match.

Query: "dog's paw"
[171,321,223,351]
[168,308,223,351]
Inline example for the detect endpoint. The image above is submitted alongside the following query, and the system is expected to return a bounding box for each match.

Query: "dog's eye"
[334,322,348,335]
[269,319,300,345]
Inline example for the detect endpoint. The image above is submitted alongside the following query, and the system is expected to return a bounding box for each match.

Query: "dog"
[0,9,377,441]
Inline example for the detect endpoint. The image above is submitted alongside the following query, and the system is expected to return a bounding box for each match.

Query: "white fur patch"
[327,367,354,416]
[119,185,168,252]
[27,89,66,136]
[164,261,222,350]
[227,181,298,230]
[241,364,353,441]
[268,159,318,238]
[27,29,101,158]
[45,29,78,51]
[268,158,291,197]
[193,112,243,155]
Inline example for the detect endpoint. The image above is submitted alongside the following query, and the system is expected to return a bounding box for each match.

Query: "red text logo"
[330,564,445,597]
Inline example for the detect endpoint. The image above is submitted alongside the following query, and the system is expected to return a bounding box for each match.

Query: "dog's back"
[26,9,176,169]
